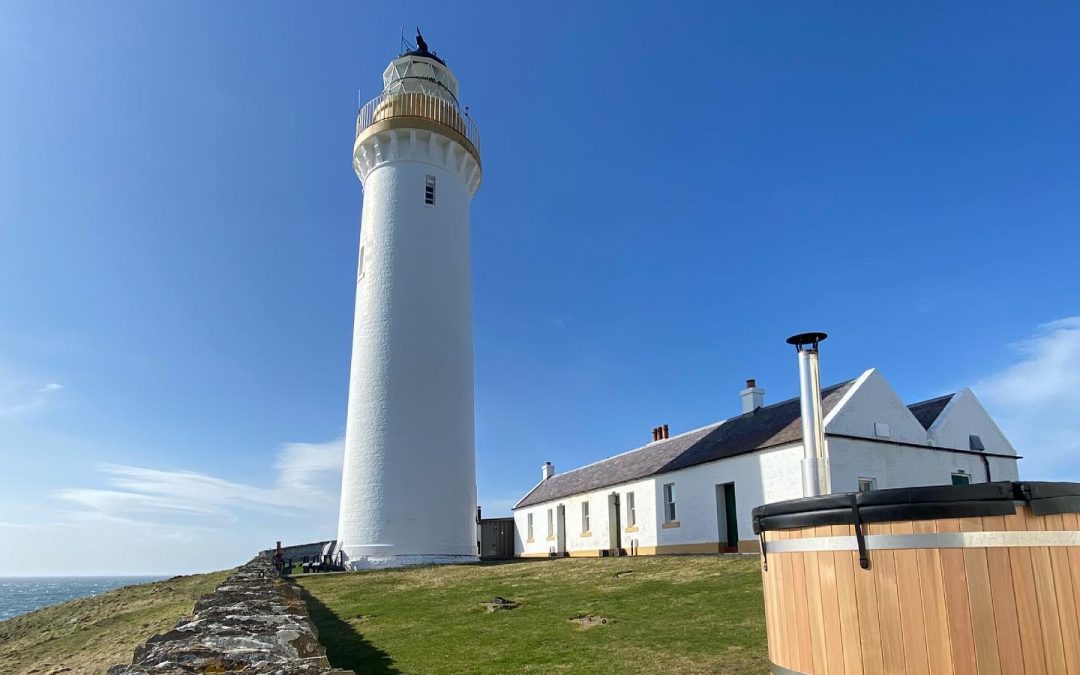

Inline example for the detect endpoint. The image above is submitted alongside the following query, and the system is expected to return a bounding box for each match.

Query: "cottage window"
[526,513,534,541]
[547,508,554,538]
[858,477,877,492]
[581,501,590,533]
[663,483,676,522]
[425,175,436,205]
[952,472,971,486]
[626,491,636,527]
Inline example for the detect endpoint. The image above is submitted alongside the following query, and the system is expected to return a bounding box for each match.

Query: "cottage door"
[556,504,567,556]
[608,493,622,552]
[716,483,739,553]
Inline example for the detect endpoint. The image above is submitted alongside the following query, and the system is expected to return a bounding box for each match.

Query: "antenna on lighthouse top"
[400,27,446,65]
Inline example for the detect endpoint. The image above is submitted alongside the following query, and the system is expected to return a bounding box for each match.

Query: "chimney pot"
[662,424,669,439]
[746,379,756,388]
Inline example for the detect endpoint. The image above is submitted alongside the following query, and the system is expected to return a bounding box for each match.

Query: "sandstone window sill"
[624,525,639,533]
[662,520,681,529]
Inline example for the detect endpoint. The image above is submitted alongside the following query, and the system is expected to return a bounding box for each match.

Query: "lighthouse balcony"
[356,91,481,163]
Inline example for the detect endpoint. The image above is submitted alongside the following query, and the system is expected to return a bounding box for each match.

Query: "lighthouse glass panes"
[425,175,436,204]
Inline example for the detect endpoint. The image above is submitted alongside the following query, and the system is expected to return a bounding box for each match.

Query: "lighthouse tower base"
[341,553,479,571]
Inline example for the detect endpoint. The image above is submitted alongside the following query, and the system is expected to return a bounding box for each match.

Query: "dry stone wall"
[110,555,352,675]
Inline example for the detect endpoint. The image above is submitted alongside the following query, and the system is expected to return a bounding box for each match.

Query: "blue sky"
[1,2,1077,575]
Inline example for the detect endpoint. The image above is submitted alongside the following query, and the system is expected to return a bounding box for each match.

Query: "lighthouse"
[336,32,482,568]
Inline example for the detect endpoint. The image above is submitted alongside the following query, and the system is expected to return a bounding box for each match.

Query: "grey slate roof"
[514,379,858,509]
[907,394,955,430]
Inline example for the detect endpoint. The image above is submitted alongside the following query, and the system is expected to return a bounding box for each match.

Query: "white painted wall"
[929,388,1016,455]
[829,436,1019,491]
[514,478,657,556]
[337,57,482,569]
[653,445,805,550]
[824,369,928,445]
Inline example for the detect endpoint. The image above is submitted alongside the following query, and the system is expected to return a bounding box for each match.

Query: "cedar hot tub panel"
[754,482,1080,675]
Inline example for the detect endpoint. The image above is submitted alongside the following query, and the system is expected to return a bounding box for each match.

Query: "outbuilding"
[512,369,1018,557]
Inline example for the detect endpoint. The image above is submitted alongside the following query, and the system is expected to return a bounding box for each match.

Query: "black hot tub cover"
[752,481,1080,534]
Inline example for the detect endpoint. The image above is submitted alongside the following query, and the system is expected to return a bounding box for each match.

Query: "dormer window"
[425,175,436,205]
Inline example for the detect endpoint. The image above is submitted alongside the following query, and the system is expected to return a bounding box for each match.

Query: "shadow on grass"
[299,586,401,674]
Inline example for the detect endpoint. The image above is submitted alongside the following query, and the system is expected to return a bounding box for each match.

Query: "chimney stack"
[740,379,765,413]
[787,332,830,497]
[541,461,555,481]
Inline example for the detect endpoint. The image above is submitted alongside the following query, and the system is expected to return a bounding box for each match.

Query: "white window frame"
[663,483,676,522]
[626,491,636,527]
[858,477,877,492]
[526,513,534,541]
[546,508,554,538]
[357,244,366,280]
[581,501,590,533]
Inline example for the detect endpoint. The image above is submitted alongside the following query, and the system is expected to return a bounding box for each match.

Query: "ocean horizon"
[0,576,167,621]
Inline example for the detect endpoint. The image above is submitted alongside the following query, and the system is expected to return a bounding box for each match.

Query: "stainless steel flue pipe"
[787,332,830,496]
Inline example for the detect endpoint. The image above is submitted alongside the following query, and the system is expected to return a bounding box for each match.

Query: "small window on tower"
[357,245,366,280]
[425,175,436,205]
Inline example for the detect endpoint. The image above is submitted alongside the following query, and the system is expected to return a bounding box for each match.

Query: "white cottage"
[512,369,1018,557]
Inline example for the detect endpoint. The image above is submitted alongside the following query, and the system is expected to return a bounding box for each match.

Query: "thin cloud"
[52,439,345,528]
[0,380,64,416]
[973,316,1080,481]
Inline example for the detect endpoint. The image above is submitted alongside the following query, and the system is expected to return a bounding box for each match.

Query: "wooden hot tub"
[752,481,1080,675]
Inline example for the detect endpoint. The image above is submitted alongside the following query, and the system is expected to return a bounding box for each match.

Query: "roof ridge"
[543,420,725,482]
[524,376,859,486]
[908,392,956,408]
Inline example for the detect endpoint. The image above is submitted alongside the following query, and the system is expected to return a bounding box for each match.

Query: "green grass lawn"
[296,555,767,674]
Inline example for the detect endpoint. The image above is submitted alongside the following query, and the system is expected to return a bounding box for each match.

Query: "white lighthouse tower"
[336,33,482,569]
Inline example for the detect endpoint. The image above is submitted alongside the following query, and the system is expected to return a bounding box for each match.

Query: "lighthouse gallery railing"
[355,92,480,155]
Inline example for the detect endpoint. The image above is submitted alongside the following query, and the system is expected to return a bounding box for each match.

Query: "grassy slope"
[0,570,231,675]
[297,555,767,674]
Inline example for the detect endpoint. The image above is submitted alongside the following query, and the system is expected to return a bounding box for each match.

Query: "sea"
[0,576,166,621]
